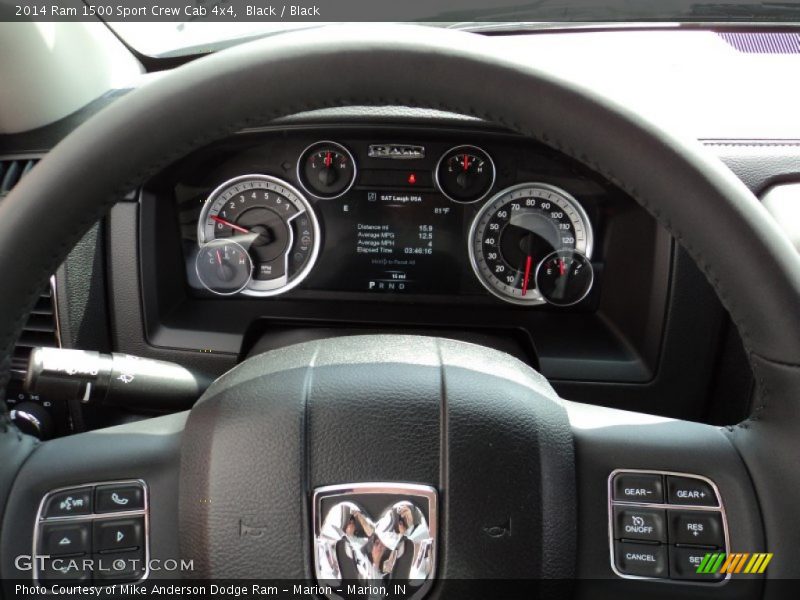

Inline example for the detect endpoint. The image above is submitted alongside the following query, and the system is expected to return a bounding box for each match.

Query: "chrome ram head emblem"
[313,483,437,600]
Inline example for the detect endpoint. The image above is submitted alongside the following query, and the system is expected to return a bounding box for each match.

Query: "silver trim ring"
[434,144,496,204]
[607,469,731,586]
[296,140,357,200]
[194,238,254,297]
[32,479,150,585]
[467,182,594,306]
[197,174,321,298]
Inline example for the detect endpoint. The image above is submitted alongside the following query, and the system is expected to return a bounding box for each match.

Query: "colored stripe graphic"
[697,553,773,574]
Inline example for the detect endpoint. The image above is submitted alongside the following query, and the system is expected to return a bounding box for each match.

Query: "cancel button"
[614,507,666,542]
[615,541,668,578]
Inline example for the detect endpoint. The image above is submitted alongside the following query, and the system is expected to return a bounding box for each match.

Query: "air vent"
[0,157,38,197]
[717,32,800,54]
[0,157,59,378]
[11,279,61,377]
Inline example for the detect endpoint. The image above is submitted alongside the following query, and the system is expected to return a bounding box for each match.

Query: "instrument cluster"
[182,133,606,308]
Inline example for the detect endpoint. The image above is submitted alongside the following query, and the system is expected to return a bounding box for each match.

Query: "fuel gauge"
[535,250,594,306]
[195,238,253,296]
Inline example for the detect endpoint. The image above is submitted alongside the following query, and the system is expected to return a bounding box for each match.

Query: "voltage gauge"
[435,145,496,203]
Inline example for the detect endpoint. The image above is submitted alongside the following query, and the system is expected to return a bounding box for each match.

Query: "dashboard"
[128,123,684,404]
[167,127,614,308]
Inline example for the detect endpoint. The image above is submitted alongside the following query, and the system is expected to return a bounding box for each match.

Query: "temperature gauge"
[435,145,495,203]
[535,250,594,306]
[298,141,357,199]
[195,239,253,296]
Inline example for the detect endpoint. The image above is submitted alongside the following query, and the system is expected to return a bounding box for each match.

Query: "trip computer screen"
[310,191,469,295]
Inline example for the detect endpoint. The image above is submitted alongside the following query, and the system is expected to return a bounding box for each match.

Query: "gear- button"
[613,473,663,503]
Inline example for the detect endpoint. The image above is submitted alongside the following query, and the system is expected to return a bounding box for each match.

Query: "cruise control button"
[613,473,663,503]
[44,488,93,518]
[94,517,144,552]
[669,511,724,546]
[614,541,667,578]
[41,522,90,555]
[614,507,666,542]
[95,484,144,513]
[670,546,724,580]
[667,476,718,506]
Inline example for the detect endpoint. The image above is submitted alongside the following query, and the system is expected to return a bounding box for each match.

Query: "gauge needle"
[521,255,533,296]
[324,151,332,168]
[211,215,250,235]
[462,154,469,172]
[215,249,225,277]
[558,258,566,276]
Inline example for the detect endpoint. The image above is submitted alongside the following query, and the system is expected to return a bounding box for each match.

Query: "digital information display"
[311,191,470,295]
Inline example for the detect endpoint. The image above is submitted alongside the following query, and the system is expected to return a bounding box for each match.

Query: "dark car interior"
[1,15,800,600]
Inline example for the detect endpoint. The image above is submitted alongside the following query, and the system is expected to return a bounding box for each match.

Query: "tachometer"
[468,183,593,305]
[198,174,320,296]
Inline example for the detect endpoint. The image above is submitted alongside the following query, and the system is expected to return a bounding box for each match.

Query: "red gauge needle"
[324,151,332,168]
[521,255,533,296]
[558,258,566,276]
[211,215,250,235]
[462,154,469,172]
[215,249,223,265]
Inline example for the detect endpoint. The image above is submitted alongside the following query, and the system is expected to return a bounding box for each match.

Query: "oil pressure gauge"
[297,141,357,199]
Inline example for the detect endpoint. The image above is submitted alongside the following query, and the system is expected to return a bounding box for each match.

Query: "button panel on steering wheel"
[33,480,149,584]
[609,469,729,583]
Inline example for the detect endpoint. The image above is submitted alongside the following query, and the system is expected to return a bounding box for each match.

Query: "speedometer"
[198,174,320,296]
[468,183,593,305]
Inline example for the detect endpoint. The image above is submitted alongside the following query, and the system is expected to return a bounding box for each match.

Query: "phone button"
[95,484,144,513]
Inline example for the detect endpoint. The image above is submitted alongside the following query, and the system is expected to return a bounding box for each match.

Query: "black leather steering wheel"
[2,25,800,597]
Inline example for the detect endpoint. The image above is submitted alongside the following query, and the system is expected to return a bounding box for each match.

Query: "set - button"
[610,471,727,582]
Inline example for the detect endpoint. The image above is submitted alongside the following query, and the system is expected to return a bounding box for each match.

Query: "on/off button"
[613,473,663,504]
[614,507,667,542]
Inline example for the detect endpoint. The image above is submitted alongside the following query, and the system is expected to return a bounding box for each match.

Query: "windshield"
[100,0,800,57]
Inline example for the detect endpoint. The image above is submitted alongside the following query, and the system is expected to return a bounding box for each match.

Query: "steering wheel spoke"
[0,413,184,588]
[565,401,765,596]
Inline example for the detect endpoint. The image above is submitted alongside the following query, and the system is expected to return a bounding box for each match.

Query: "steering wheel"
[2,25,799,597]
